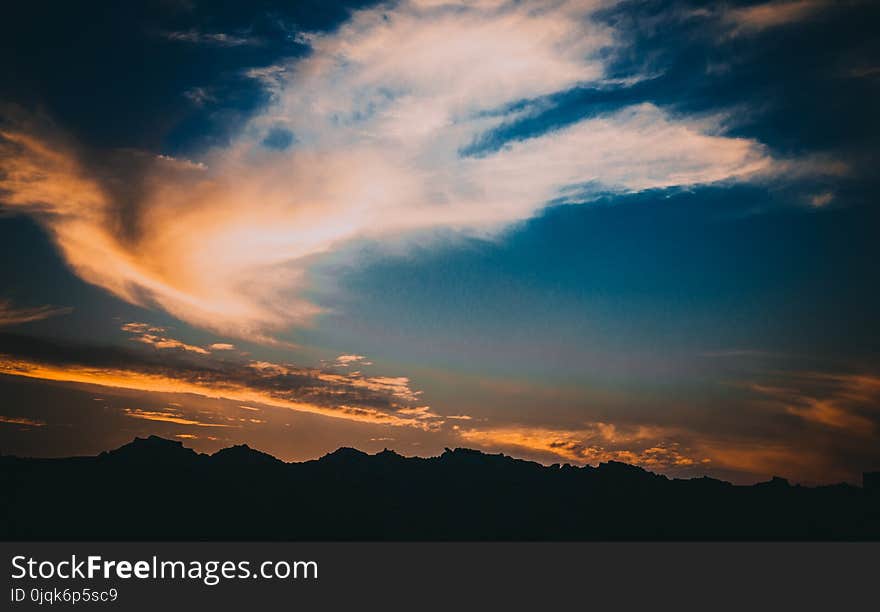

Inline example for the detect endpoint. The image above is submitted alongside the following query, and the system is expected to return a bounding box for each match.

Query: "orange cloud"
[690,440,815,480]
[457,423,701,469]
[749,372,879,435]
[0,415,46,427]
[723,0,830,35]
[123,408,231,427]
[0,355,441,430]
[121,322,211,354]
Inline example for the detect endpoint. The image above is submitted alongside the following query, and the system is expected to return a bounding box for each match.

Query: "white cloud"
[0,0,831,340]
[335,354,372,367]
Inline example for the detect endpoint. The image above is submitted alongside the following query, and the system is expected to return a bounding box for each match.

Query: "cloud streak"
[161,29,258,47]
[749,371,879,435]
[0,299,71,327]
[721,0,831,35]
[123,407,232,427]
[122,322,211,355]
[0,415,46,427]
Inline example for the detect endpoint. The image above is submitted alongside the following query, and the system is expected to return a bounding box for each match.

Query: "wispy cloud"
[848,66,880,79]
[161,29,258,47]
[749,371,880,434]
[721,0,831,36]
[123,407,231,427]
[121,322,210,355]
[809,191,834,208]
[0,299,71,327]
[183,87,216,107]
[0,415,46,427]
[0,1,833,341]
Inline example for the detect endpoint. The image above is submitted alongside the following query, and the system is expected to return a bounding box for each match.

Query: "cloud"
[0,299,71,327]
[458,422,702,469]
[121,323,164,334]
[721,0,831,35]
[123,407,232,427]
[0,1,836,341]
[849,66,880,79]
[183,87,216,107]
[809,191,834,208]
[452,367,880,481]
[0,333,441,429]
[0,415,46,427]
[334,354,372,367]
[749,372,879,434]
[120,323,234,355]
[161,29,258,47]
[121,322,210,355]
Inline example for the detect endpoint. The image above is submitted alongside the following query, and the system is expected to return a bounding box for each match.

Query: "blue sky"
[0,0,878,483]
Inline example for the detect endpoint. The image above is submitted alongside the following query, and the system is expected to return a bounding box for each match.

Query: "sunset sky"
[1,0,878,484]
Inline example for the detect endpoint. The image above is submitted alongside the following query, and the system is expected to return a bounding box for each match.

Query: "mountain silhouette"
[209,443,282,467]
[99,435,199,465]
[1,436,878,540]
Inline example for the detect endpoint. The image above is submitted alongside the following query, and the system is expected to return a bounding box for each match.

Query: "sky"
[0,0,878,484]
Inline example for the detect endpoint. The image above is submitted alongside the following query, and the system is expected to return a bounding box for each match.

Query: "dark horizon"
[3,433,879,541]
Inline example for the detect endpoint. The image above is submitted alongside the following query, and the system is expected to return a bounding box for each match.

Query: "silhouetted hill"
[1,437,878,540]
[209,443,281,467]
[99,435,200,465]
